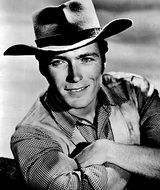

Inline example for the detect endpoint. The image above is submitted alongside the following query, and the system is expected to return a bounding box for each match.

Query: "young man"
[4,0,160,189]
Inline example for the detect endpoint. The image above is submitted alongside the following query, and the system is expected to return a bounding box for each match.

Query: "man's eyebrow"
[51,55,66,60]
[78,53,99,59]
[51,52,99,60]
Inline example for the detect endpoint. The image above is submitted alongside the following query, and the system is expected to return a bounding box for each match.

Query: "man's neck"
[68,98,97,123]
[47,86,98,123]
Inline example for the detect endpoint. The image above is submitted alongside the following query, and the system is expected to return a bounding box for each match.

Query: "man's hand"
[74,139,131,190]
[74,139,112,168]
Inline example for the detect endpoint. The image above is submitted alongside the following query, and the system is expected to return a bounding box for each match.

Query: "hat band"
[35,28,101,48]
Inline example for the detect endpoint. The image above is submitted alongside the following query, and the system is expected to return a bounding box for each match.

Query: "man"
[4,0,160,189]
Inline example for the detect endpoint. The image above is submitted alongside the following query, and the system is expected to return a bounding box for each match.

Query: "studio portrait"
[0,0,160,189]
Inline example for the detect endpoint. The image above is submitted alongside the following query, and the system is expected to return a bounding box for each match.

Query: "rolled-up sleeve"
[11,126,108,190]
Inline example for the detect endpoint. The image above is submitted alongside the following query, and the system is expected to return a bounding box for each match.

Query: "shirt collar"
[43,83,126,137]
[42,86,118,144]
[44,86,111,122]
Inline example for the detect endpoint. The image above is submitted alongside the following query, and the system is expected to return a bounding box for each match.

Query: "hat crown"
[4,0,132,56]
[33,0,101,47]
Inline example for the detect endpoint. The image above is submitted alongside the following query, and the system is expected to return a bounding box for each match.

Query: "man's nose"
[66,63,83,82]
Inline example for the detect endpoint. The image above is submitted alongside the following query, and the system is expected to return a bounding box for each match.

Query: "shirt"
[10,72,160,190]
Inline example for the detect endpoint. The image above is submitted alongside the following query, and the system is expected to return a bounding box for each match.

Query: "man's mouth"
[65,86,89,92]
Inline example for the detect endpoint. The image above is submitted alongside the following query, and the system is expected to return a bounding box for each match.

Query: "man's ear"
[104,61,107,70]
[35,54,48,77]
[101,60,107,74]
[35,53,40,61]
[39,62,49,77]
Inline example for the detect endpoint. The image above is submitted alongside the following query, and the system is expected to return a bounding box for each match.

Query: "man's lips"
[65,85,89,92]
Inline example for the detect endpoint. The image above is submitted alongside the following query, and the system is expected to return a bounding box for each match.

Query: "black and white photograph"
[0,0,160,189]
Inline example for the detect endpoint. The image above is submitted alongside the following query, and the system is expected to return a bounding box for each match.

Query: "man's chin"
[66,100,87,108]
[67,99,94,110]
[69,104,88,109]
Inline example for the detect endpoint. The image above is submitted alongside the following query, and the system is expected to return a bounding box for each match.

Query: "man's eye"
[82,57,94,63]
[50,59,67,67]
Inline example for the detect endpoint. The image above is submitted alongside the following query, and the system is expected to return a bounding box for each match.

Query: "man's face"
[45,42,104,109]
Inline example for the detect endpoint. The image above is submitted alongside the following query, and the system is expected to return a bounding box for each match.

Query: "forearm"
[19,150,80,190]
[18,149,110,190]
[107,141,160,179]
[28,158,110,190]
[23,150,130,190]
[12,131,115,189]
[75,143,131,190]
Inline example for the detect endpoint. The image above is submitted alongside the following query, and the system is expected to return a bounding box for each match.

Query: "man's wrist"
[100,139,117,164]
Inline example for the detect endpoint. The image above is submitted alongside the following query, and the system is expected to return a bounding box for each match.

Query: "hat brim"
[4,18,132,56]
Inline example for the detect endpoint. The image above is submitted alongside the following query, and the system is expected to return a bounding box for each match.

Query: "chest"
[62,100,140,154]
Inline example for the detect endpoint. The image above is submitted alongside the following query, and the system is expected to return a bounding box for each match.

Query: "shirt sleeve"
[11,125,109,190]
[125,73,160,147]
[138,88,160,148]
[105,71,160,148]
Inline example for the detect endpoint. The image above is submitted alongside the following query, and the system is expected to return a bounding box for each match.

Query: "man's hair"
[97,40,108,72]
[36,40,108,76]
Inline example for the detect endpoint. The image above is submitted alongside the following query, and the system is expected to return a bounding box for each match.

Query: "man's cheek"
[86,68,101,79]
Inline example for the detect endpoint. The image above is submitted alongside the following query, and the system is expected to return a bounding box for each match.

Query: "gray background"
[0,0,160,158]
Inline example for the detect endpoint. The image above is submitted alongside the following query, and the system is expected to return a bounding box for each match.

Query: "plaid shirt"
[11,72,160,189]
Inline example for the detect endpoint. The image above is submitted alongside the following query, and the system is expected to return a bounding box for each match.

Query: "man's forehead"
[51,42,100,57]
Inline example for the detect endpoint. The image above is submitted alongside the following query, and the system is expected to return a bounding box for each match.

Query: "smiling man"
[4,0,160,189]
[43,43,104,122]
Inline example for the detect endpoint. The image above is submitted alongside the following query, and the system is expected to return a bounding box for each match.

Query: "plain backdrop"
[0,0,160,158]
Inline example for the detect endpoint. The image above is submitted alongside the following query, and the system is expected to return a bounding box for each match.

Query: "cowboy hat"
[4,0,132,56]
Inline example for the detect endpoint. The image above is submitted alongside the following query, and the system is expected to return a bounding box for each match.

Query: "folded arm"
[107,141,160,179]
[75,138,160,180]
[11,126,130,190]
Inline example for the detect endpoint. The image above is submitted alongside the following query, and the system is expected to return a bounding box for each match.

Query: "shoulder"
[102,72,154,98]
[12,92,63,147]
[17,91,56,129]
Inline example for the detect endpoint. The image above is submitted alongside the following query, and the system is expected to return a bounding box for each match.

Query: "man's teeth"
[70,87,85,92]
